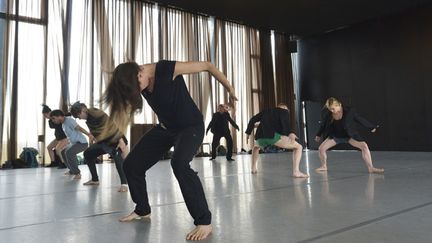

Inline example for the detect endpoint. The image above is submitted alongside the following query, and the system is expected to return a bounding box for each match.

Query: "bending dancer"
[50,110,89,179]
[70,102,129,192]
[102,60,237,241]
[314,97,384,173]
[42,105,69,168]
[206,104,239,161]
[245,103,308,178]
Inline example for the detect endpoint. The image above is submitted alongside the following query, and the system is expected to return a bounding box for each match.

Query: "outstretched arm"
[174,61,238,105]
[315,109,330,142]
[75,125,95,142]
[353,112,378,132]
[206,115,215,135]
[226,112,240,130]
[316,109,330,137]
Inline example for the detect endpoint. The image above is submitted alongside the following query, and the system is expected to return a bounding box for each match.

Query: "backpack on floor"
[19,147,39,168]
[216,145,227,156]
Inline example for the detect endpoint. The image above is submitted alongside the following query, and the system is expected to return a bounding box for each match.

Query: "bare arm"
[174,61,238,103]
[75,125,95,142]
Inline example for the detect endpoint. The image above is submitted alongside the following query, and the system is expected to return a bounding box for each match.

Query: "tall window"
[1,0,263,164]
[133,2,159,124]
[16,23,45,150]
[214,20,261,151]
[250,31,261,116]
[1,0,48,163]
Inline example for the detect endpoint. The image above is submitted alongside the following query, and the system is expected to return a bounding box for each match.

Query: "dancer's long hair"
[101,62,143,134]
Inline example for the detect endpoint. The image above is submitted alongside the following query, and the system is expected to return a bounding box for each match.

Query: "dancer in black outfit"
[314,97,384,173]
[206,104,239,161]
[102,60,237,241]
[70,102,129,192]
[42,105,68,167]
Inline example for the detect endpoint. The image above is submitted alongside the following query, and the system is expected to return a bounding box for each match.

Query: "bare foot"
[251,165,258,174]
[292,171,309,178]
[119,212,150,222]
[118,184,128,192]
[73,174,81,180]
[315,166,327,172]
[368,167,384,174]
[186,225,213,241]
[83,180,99,186]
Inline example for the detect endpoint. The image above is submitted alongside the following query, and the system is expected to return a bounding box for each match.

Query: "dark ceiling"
[152,0,432,36]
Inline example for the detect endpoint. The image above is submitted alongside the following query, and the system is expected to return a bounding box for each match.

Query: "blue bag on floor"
[19,147,39,168]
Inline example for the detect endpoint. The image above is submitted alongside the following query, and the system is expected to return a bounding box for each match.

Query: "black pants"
[123,123,211,225]
[83,143,127,184]
[211,131,233,159]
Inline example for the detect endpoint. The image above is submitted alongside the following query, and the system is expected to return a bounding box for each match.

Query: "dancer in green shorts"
[245,103,308,177]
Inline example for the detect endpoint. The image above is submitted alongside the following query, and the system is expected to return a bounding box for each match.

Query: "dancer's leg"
[274,136,308,178]
[348,139,384,173]
[316,138,337,172]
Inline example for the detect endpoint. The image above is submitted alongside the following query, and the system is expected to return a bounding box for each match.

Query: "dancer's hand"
[314,136,321,143]
[117,138,126,150]
[89,134,96,143]
[116,138,129,158]
[228,88,238,107]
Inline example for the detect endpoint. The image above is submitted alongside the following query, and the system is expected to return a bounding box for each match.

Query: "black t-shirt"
[141,60,203,129]
[329,118,349,138]
[49,120,67,140]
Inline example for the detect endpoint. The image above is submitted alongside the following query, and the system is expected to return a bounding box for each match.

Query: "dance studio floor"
[1,151,432,243]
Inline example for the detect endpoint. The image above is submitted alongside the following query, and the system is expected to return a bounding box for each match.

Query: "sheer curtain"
[159,7,212,118]
[0,17,15,164]
[259,29,276,110]
[133,2,158,124]
[214,20,261,151]
[68,0,130,107]
[0,0,266,164]
[1,0,48,163]
[274,32,296,129]
[68,0,93,106]
[44,0,67,162]
[159,7,214,146]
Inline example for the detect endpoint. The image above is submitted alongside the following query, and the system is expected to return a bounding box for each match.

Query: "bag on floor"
[3,158,27,169]
[217,145,227,156]
[19,147,39,168]
[1,160,14,169]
